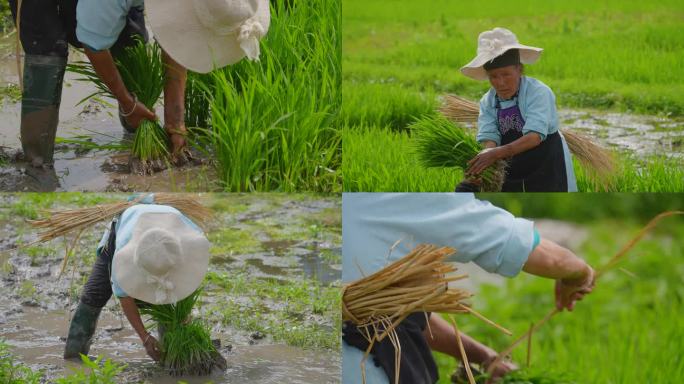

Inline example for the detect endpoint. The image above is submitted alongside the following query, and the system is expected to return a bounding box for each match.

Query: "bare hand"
[484,356,517,384]
[142,334,162,361]
[121,100,157,130]
[165,124,191,165]
[555,265,595,311]
[467,147,503,176]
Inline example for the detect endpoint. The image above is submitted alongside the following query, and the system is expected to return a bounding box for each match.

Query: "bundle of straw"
[68,39,168,174]
[438,94,615,179]
[26,194,211,275]
[138,288,225,376]
[343,244,510,384]
[412,114,507,191]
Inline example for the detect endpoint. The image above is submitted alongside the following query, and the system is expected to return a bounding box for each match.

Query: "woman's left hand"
[467,147,504,175]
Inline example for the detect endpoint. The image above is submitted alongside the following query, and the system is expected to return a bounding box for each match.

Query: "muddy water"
[0,47,215,192]
[0,306,338,383]
[0,194,342,382]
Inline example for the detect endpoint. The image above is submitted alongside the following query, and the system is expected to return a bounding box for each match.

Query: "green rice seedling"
[138,288,224,376]
[68,39,168,174]
[191,0,341,192]
[412,114,506,192]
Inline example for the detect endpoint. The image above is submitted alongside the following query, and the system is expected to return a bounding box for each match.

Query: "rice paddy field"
[0,193,341,383]
[342,0,684,192]
[432,193,684,383]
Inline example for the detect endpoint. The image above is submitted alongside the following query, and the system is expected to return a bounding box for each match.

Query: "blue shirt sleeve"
[76,0,131,51]
[521,82,556,141]
[476,92,501,146]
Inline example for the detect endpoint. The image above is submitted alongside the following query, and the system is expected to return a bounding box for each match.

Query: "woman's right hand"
[120,99,157,130]
[142,333,162,361]
[555,264,595,311]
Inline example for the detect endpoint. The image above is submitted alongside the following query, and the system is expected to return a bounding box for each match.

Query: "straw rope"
[486,210,684,376]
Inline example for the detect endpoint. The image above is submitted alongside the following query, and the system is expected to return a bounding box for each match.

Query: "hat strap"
[146,273,177,303]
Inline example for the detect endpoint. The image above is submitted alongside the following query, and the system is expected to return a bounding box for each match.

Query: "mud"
[0,194,342,383]
[0,48,215,192]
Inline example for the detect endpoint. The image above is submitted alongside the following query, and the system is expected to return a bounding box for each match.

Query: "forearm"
[162,49,187,128]
[522,238,590,281]
[119,296,149,341]
[498,132,542,158]
[425,315,496,364]
[84,48,134,110]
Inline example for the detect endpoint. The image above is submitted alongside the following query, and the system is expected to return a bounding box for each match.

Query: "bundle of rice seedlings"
[68,39,168,174]
[438,94,616,181]
[343,244,511,384]
[412,114,507,191]
[138,288,225,376]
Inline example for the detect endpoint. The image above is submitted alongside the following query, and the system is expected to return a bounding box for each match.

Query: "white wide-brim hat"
[113,212,211,305]
[146,0,271,73]
[460,27,543,81]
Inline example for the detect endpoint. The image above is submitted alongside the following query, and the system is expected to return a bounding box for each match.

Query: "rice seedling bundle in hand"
[412,114,507,191]
[438,93,616,183]
[138,288,225,376]
[68,39,168,174]
[343,244,510,384]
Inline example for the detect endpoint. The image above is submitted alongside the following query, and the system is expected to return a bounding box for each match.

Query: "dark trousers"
[80,221,116,308]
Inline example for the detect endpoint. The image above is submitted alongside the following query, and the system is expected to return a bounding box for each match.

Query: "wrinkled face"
[486,65,522,100]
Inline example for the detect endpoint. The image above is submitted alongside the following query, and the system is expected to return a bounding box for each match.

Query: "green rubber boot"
[20,54,67,168]
[63,302,102,359]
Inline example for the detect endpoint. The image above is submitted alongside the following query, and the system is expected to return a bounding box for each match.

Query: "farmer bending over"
[342,193,595,384]
[456,28,577,192]
[9,0,269,167]
[63,195,211,361]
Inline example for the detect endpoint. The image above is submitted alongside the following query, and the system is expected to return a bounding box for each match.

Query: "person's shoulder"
[524,76,554,96]
[479,88,497,107]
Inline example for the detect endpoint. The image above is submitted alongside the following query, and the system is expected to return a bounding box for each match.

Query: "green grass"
[344,126,684,192]
[206,269,340,350]
[344,0,684,115]
[433,212,684,383]
[188,0,341,192]
[343,126,462,191]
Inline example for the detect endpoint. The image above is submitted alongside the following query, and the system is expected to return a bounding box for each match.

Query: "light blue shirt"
[76,0,145,51]
[342,193,537,384]
[476,76,577,191]
[97,201,202,298]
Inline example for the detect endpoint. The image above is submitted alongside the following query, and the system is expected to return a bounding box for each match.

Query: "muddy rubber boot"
[20,54,67,168]
[63,302,102,359]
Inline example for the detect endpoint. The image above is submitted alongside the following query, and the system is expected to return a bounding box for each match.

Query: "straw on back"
[439,94,616,179]
[30,193,212,243]
[343,244,510,384]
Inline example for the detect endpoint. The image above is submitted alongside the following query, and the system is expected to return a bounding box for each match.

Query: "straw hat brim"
[460,44,543,81]
[146,0,270,73]
[113,212,210,305]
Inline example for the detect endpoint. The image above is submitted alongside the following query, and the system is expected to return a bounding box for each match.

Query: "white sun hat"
[113,212,211,305]
[460,27,543,81]
[146,0,270,73]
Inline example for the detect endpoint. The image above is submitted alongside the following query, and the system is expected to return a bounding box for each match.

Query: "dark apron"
[343,313,438,384]
[497,96,568,192]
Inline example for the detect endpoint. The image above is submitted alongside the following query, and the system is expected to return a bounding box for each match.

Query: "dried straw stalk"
[486,210,684,376]
[30,193,211,244]
[439,94,615,178]
[343,244,510,384]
